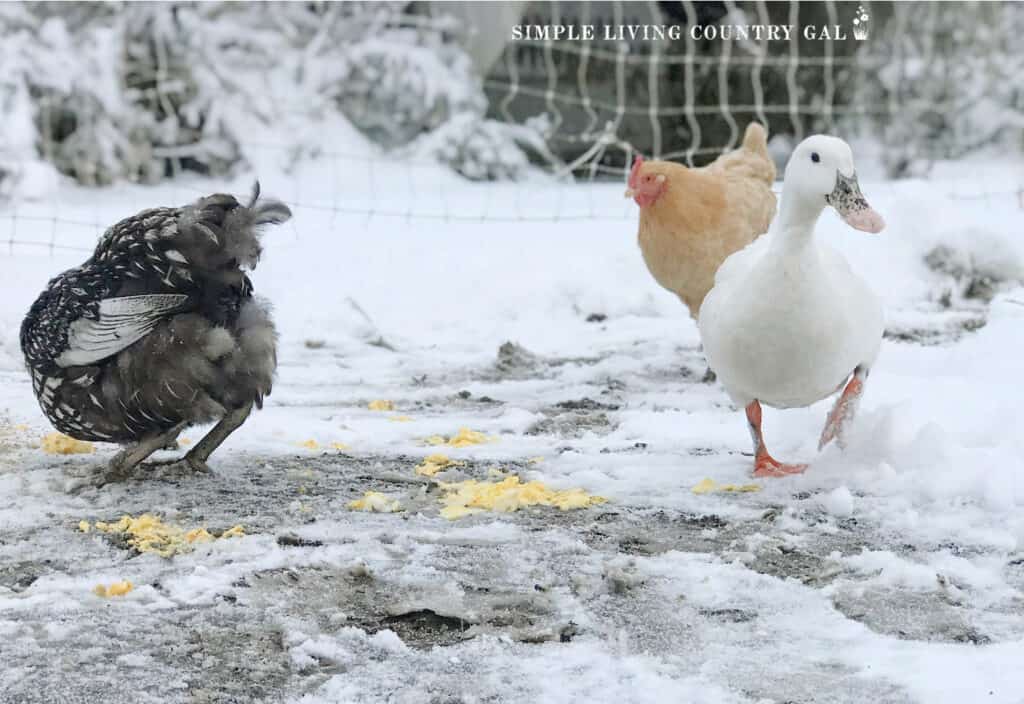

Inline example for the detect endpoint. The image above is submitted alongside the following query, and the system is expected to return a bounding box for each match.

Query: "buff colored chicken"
[626,122,776,319]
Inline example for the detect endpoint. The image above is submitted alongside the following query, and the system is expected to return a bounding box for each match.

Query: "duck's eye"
[811,152,821,163]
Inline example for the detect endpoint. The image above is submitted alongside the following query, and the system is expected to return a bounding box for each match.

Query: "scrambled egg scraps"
[348,491,402,513]
[93,581,133,598]
[424,428,494,448]
[691,478,761,494]
[79,514,245,557]
[368,400,395,411]
[415,454,466,477]
[439,475,606,520]
[41,432,94,454]
[298,440,350,450]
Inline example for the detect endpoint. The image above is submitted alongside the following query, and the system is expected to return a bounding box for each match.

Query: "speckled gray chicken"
[20,184,291,483]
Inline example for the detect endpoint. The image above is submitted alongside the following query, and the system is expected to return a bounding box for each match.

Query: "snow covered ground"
[1,141,1023,703]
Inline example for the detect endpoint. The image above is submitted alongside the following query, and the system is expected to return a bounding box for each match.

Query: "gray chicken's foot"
[185,402,254,467]
[144,456,212,479]
[68,422,188,491]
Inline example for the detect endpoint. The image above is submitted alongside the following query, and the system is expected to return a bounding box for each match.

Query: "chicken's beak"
[624,187,636,199]
[825,171,885,234]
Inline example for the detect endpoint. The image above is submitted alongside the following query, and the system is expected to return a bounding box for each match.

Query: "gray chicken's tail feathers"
[177,182,292,273]
[246,181,292,227]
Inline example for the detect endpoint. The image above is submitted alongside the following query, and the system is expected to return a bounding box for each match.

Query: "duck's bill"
[826,171,885,234]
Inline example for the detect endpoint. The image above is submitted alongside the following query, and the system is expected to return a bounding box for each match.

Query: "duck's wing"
[712,232,771,288]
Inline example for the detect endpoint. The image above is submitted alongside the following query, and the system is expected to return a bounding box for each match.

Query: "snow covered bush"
[925,236,1024,305]
[0,2,537,189]
[334,35,479,147]
[854,2,1024,178]
[121,4,243,180]
[0,3,245,190]
[330,22,539,181]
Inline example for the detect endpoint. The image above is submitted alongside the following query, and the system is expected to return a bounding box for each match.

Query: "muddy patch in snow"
[831,585,991,644]
[487,341,605,381]
[525,397,620,439]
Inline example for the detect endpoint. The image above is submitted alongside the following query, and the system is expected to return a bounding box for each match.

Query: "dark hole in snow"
[276,534,324,549]
[699,608,758,623]
[377,609,472,648]
[555,398,621,412]
[674,513,728,530]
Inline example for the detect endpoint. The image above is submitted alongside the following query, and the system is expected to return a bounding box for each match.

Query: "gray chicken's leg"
[91,422,188,486]
[182,402,254,471]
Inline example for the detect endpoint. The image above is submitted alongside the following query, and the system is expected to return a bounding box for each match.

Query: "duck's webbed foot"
[746,400,807,479]
[819,366,868,451]
[753,453,808,478]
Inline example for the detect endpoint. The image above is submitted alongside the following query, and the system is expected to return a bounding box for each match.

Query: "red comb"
[628,155,644,189]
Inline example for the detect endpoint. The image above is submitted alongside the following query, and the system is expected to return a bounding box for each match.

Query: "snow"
[1,148,1023,703]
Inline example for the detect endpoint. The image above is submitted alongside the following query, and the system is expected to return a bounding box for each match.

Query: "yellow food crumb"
[298,439,320,450]
[389,415,414,423]
[88,514,244,557]
[691,478,718,494]
[347,491,402,513]
[691,478,761,494]
[184,528,214,544]
[178,437,193,447]
[438,475,605,520]
[93,580,133,598]
[415,453,465,477]
[527,456,545,465]
[220,525,246,539]
[78,520,91,533]
[724,484,760,492]
[424,427,494,448]
[41,432,93,455]
[368,400,395,411]
[330,442,350,451]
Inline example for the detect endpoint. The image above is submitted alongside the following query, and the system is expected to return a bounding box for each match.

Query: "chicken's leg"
[818,366,868,450]
[93,422,189,485]
[746,401,807,478]
[181,402,254,472]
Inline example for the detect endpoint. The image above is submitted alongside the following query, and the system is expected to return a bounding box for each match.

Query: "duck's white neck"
[771,191,826,254]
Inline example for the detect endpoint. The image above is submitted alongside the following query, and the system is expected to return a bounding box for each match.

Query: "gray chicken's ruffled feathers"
[178,182,292,271]
[20,181,290,483]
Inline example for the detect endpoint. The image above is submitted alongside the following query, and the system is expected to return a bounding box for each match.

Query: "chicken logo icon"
[852,5,870,40]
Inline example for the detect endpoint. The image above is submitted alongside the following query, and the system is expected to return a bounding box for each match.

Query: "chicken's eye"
[811,152,821,163]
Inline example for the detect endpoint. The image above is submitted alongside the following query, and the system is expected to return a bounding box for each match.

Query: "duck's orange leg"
[746,400,807,478]
[818,366,867,451]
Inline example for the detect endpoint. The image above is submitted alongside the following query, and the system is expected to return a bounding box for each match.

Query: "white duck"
[698,135,885,478]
